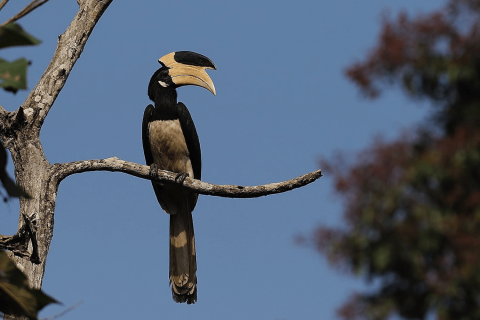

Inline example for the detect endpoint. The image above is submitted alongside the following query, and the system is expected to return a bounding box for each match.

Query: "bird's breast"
[148,120,194,176]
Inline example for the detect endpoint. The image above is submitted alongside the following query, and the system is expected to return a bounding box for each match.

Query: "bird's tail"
[169,203,197,304]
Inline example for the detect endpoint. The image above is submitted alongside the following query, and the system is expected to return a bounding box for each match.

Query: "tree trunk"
[7,127,53,289]
[0,1,113,318]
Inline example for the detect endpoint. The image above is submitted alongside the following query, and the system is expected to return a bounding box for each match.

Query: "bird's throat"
[152,87,178,120]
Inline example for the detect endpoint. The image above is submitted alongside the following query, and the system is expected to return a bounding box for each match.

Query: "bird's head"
[148,51,216,101]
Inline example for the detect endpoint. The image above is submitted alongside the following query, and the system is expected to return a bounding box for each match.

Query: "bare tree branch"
[2,155,321,259]
[17,0,113,133]
[39,300,83,320]
[50,157,323,198]
[0,0,49,27]
[0,0,8,12]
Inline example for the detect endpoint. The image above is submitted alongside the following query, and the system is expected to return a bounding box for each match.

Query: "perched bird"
[142,51,216,304]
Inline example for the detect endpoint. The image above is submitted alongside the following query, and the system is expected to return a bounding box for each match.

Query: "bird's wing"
[176,102,201,211]
[142,104,155,166]
[176,102,202,181]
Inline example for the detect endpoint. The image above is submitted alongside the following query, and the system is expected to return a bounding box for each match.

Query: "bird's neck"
[152,86,178,119]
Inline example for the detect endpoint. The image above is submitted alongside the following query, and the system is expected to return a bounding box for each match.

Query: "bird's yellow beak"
[159,52,216,96]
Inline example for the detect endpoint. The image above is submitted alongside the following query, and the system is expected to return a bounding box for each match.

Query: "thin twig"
[50,157,323,198]
[40,301,83,320]
[0,0,49,27]
[0,0,9,12]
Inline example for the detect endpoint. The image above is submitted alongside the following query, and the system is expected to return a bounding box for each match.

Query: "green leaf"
[0,57,29,93]
[373,245,391,271]
[0,142,30,198]
[0,251,58,319]
[0,23,41,49]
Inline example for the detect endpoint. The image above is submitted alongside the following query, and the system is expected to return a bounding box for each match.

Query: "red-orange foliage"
[315,1,480,319]
[346,0,480,101]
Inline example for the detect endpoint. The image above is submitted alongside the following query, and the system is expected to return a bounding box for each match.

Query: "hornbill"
[142,51,216,304]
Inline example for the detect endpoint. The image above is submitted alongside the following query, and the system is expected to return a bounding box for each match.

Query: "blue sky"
[1,0,444,319]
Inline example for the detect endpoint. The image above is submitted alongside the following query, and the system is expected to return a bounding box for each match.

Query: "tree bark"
[51,157,323,198]
[0,0,113,292]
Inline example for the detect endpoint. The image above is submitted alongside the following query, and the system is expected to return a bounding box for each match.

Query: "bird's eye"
[158,80,168,88]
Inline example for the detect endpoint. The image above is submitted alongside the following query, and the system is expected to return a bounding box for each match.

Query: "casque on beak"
[159,52,216,95]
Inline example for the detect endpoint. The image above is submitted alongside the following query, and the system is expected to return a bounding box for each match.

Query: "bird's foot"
[175,172,190,184]
[149,163,160,179]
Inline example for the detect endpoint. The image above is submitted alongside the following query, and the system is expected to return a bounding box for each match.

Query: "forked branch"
[0,214,39,263]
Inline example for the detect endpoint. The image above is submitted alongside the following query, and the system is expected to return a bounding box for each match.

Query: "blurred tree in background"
[313,0,480,319]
